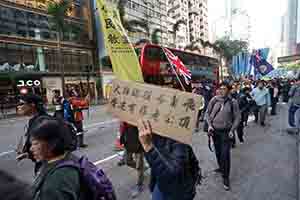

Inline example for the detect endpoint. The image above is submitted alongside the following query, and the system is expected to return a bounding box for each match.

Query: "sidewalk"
[0,100,108,120]
[104,104,298,200]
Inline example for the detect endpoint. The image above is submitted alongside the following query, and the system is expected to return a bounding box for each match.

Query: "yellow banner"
[96,0,144,82]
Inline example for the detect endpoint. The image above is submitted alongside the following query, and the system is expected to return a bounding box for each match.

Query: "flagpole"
[162,47,186,92]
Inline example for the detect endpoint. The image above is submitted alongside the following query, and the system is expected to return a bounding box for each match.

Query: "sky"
[208,0,287,49]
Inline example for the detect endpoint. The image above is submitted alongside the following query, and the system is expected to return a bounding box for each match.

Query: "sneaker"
[117,159,125,166]
[131,184,144,198]
[223,178,230,191]
[261,122,266,127]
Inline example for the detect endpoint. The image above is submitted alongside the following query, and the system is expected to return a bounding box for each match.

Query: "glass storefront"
[0,5,89,44]
[0,43,93,73]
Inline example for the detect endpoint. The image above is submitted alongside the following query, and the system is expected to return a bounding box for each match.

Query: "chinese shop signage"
[107,79,204,144]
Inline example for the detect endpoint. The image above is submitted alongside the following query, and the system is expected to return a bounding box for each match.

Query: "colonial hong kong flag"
[163,47,191,84]
[250,49,274,76]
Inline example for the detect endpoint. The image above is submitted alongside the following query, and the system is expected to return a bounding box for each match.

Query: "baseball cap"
[19,94,43,106]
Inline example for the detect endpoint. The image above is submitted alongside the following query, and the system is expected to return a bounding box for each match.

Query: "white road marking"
[84,119,119,130]
[93,151,124,166]
[0,119,119,158]
[0,150,14,157]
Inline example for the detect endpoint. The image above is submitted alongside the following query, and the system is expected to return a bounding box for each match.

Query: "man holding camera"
[206,82,241,191]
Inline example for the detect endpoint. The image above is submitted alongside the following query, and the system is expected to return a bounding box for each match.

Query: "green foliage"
[151,29,162,44]
[47,0,71,34]
[284,63,300,70]
[213,36,249,61]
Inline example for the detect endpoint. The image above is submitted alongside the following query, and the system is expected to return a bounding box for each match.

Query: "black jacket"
[23,112,49,161]
[238,93,252,121]
[120,124,143,153]
[145,134,195,200]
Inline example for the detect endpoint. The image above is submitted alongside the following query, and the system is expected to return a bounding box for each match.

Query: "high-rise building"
[106,0,168,45]
[280,0,300,56]
[285,0,298,56]
[167,0,189,48]
[188,0,209,42]
[0,0,99,104]
[167,0,209,48]
[212,0,250,43]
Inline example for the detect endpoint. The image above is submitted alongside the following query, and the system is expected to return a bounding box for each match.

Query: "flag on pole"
[250,49,274,76]
[163,48,191,84]
[96,0,144,82]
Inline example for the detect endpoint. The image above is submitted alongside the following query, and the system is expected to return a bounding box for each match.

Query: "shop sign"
[17,80,41,87]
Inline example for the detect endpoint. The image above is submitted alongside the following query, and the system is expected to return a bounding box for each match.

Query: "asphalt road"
[0,104,298,200]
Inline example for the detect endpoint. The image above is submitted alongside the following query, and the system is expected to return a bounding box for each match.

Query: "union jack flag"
[163,48,191,84]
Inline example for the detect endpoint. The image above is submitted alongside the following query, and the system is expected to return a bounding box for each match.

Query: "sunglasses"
[17,100,26,106]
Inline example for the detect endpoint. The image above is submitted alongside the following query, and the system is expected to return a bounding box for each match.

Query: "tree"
[47,0,71,96]
[213,36,249,63]
[151,28,162,44]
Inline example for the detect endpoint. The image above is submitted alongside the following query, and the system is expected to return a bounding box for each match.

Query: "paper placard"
[107,79,204,144]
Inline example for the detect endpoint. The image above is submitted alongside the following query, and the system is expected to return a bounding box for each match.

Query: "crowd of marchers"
[1,76,300,200]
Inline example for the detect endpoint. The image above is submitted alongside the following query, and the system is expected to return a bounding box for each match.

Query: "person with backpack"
[30,117,116,200]
[206,82,241,191]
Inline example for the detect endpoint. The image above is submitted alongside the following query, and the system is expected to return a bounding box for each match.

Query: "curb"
[0,102,108,120]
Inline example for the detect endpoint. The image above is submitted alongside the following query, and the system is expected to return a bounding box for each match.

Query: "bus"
[114,43,220,150]
[134,43,220,86]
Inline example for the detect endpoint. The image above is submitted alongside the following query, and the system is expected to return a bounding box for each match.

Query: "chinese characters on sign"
[107,79,204,144]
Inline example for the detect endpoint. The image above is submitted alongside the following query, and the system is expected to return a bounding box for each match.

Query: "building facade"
[0,0,100,106]
[166,0,209,48]
[105,0,169,46]
[212,0,250,43]
[188,0,208,42]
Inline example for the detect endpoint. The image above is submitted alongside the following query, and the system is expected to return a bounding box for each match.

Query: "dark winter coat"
[120,123,143,153]
[32,154,82,200]
[238,93,252,122]
[145,134,195,200]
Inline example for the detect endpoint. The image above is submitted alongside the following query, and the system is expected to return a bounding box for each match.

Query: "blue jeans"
[152,184,164,200]
[288,105,299,127]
